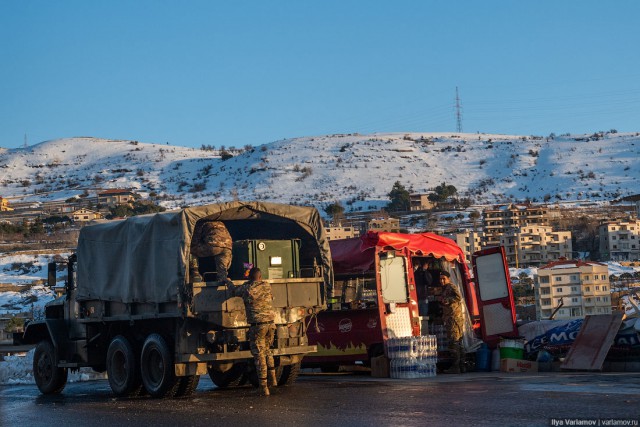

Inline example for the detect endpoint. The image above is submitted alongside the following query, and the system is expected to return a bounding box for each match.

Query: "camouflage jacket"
[441,282,464,323]
[228,280,276,324]
[191,221,233,257]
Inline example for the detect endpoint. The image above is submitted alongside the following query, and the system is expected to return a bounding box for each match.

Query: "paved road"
[1,372,639,427]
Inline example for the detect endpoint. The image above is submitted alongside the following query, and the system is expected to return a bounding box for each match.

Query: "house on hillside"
[97,189,136,208]
[0,197,13,212]
[72,209,103,222]
[325,223,359,241]
[368,218,400,233]
[409,194,435,211]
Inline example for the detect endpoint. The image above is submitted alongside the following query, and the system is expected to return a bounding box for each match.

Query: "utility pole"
[24,134,28,148]
[455,87,463,133]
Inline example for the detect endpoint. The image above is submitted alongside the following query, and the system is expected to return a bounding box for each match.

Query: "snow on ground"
[0,252,68,314]
[1,132,639,212]
[0,349,106,385]
[509,267,538,281]
[605,262,640,276]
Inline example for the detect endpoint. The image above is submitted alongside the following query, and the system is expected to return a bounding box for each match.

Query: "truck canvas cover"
[76,202,333,303]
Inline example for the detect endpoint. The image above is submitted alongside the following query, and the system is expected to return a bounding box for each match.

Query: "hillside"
[1,132,639,212]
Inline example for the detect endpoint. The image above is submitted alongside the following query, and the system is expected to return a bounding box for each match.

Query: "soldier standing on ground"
[227,267,278,396]
[190,220,233,282]
[439,271,465,374]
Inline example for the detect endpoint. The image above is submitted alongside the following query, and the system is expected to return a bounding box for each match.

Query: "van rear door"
[471,247,518,346]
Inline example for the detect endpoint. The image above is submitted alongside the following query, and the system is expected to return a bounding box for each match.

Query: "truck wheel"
[140,334,179,398]
[175,375,200,397]
[208,362,247,388]
[33,340,67,395]
[107,335,142,397]
[277,361,301,386]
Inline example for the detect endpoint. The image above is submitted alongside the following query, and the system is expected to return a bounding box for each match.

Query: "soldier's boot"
[258,379,270,396]
[267,369,278,388]
[443,345,461,374]
[189,256,203,282]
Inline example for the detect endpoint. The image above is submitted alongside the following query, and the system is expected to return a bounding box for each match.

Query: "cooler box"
[230,239,300,280]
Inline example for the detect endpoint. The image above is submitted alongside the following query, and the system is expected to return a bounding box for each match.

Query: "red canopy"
[330,231,466,275]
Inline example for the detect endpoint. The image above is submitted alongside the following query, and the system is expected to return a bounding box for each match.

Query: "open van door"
[471,247,518,347]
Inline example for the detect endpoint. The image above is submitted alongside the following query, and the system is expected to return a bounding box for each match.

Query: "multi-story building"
[535,259,611,320]
[325,223,359,241]
[500,225,572,267]
[483,204,550,246]
[368,218,400,233]
[98,189,136,208]
[598,219,640,261]
[409,194,435,211]
[452,230,484,265]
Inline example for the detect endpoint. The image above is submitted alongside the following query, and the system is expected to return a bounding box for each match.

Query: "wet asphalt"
[1,371,639,427]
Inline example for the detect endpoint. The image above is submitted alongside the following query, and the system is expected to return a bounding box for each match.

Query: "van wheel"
[106,335,142,397]
[175,375,200,397]
[140,334,179,398]
[208,362,247,388]
[33,340,67,395]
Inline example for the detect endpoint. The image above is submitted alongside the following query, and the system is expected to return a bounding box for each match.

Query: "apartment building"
[452,230,484,265]
[598,218,640,261]
[500,225,572,267]
[325,224,359,241]
[535,260,611,320]
[483,204,551,246]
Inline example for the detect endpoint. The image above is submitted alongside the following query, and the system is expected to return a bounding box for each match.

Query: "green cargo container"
[230,239,300,280]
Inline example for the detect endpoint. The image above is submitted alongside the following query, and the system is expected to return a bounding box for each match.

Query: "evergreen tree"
[387,181,410,212]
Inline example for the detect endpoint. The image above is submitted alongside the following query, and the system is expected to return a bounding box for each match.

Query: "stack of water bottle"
[387,336,438,379]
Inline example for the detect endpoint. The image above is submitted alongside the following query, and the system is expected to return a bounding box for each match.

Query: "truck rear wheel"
[208,362,247,388]
[175,375,200,397]
[140,334,179,398]
[33,340,67,395]
[107,335,142,397]
[277,361,301,386]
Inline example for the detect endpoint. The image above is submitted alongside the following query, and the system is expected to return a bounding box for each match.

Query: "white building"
[500,225,572,267]
[325,224,359,241]
[535,260,611,320]
[453,230,484,265]
[598,219,640,261]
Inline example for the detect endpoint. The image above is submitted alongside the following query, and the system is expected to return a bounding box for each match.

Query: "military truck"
[23,202,331,397]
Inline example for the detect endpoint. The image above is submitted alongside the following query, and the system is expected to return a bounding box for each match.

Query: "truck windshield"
[380,255,408,303]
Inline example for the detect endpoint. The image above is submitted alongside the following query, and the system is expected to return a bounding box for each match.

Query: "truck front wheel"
[140,334,179,398]
[208,362,247,388]
[33,340,67,395]
[107,335,142,397]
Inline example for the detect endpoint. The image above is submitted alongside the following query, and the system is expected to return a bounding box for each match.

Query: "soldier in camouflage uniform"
[190,220,233,282]
[227,267,277,396]
[439,271,465,374]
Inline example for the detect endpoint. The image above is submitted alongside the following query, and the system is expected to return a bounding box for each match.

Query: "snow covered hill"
[1,132,639,211]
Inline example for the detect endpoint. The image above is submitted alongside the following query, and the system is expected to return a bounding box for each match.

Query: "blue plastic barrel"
[475,343,491,372]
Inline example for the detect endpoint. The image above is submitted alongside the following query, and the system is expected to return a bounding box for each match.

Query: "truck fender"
[22,319,67,354]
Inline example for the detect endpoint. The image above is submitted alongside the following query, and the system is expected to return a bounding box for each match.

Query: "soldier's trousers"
[445,317,465,370]
[189,248,232,281]
[249,324,275,381]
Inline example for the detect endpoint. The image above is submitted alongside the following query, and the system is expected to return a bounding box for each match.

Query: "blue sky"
[1,1,639,149]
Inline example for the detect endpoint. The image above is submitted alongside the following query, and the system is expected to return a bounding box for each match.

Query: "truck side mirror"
[48,262,57,288]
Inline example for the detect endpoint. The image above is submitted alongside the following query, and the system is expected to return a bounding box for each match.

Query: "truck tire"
[208,362,247,388]
[175,375,200,397]
[33,340,68,395]
[140,334,179,398]
[277,361,301,386]
[106,335,142,397]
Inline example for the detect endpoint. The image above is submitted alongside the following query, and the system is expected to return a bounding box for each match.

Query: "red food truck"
[305,231,518,370]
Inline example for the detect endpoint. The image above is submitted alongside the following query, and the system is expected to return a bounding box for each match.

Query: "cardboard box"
[500,358,538,373]
[371,355,390,378]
